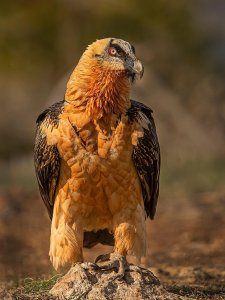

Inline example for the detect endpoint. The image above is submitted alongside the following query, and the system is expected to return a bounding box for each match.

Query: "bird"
[34,38,160,274]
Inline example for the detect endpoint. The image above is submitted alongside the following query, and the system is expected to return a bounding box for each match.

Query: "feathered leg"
[49,193,83,270]
[95,222,135,279]
[96,208,146,279]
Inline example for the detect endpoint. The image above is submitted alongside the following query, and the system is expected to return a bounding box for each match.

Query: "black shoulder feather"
[127,100,160,219]
[34,101,64,219]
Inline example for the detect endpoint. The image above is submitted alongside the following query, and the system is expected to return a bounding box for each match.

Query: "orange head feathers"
[65,38,144,119]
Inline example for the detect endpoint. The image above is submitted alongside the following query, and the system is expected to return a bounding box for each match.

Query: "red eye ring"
[108,47,117,56]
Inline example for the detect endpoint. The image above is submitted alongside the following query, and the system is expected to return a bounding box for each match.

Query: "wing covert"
[128,100,160,219]
[34,101,64,219]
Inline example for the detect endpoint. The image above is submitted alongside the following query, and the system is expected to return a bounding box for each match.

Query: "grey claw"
[95,253,110,263]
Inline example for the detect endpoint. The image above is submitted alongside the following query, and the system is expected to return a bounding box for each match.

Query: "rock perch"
[50,260,185,300]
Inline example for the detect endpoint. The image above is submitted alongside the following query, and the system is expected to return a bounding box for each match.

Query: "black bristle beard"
[126,70,136,83]
[131,73,137,83]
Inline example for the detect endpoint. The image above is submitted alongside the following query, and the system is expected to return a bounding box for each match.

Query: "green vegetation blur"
[0,0,225,194]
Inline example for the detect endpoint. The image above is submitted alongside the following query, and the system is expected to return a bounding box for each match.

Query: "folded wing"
[128,100,160,219]
[34,101,64,219]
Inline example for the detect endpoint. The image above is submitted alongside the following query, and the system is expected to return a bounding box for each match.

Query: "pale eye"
[108,47,117,56]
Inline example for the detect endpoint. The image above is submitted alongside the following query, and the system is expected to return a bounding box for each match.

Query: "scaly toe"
[96,252,129,280]
[95,253,110,264]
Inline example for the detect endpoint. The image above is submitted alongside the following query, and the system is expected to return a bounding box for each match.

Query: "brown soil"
[0,189,224,299]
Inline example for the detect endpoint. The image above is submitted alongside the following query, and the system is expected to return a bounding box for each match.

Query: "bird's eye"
[108,47,117,56]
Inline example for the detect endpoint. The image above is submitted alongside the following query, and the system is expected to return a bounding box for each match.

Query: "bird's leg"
[49,200,84,270]
[50,224,84,271]
[95,222,136,280]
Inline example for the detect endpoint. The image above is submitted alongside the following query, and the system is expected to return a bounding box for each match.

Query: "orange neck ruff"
[65,60,131,120]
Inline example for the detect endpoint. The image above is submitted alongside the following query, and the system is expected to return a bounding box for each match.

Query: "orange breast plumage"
[34,38,160,271]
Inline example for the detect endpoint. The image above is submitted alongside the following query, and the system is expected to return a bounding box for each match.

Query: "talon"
[95,253,128,280]
[95,253,110,263]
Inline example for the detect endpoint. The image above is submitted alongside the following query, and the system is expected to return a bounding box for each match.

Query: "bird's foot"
[95,252,129,281]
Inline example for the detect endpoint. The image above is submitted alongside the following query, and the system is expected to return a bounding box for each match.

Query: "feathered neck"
[65,47,131,120]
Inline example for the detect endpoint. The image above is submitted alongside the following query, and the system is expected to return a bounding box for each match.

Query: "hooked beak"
[133,60,144,78]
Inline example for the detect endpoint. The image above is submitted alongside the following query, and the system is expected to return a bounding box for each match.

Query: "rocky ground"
[0,190,224,299]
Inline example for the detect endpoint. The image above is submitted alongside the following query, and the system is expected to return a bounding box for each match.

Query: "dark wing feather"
[34,101,64,219]
[128,100,160,219]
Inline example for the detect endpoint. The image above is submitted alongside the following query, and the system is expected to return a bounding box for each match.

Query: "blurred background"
[0,0,224,283]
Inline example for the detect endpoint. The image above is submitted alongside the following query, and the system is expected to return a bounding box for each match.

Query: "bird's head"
[65,38,143,118]
[88,38,144,82]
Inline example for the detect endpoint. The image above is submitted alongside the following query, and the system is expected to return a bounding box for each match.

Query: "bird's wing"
[34,101,64,219]
[128,100,160,219]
